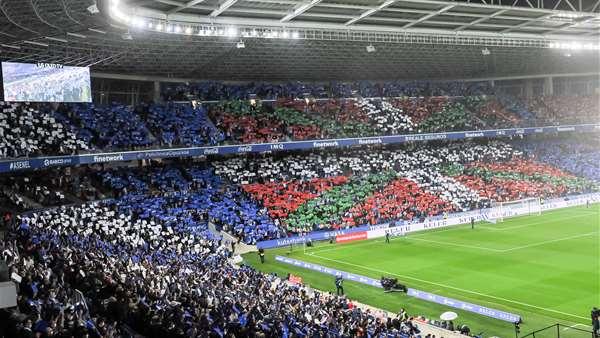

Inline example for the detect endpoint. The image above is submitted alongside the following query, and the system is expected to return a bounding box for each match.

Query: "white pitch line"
[405,237,503,252]
[500,231,598,252]
[308,253,590,321]
[562,323,592,331]
[477,213,592,231]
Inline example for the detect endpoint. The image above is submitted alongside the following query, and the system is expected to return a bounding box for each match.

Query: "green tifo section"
[244,204,600,338]
[441,163,597,191]
[285,171,397,231]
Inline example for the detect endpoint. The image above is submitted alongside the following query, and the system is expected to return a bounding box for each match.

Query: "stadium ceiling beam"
[500,13,554,32]
[167,0,208,15]
[542,16,596,34]
[454,9,507,31]
[402,4,455,28]
[154,0,190,7]
[281,0,323,22]
[210,0,242,17]
[345,0,397,26]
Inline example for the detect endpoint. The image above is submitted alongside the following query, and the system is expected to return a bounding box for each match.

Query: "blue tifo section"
[275,256,521,324]
[1,123,599,173]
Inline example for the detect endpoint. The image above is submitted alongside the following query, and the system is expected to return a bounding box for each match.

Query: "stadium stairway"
[218,227,257,255]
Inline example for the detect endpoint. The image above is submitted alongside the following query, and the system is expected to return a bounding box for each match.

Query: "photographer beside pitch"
[592,307,599,338]
[335,275,344,295]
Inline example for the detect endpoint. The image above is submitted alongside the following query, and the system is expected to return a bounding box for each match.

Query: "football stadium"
[0,0,599,337]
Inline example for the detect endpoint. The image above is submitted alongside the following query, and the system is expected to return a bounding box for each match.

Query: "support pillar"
[153,81,161,103]
[543,77,553,96]
[524,79,534,99]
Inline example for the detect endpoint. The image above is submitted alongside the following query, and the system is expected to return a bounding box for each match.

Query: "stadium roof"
[0,0,598,80]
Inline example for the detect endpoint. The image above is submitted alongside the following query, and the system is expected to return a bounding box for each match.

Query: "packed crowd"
[69,104,153,150]
[0,102,88,158]
[145,103,223,147]
[0,135,596,337]
[527,95,599,125]
[213,140,596,234]
[518,135,600,183]
[2,163,436,338]
[2,87,597,159]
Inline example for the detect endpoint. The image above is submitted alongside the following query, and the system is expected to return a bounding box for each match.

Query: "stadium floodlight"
[366,44,376,53]
[251,29,257,37]
[155,23,163,31]
[292,31,299,39]
[121,31,133,40]
[88,28,106,34]
[67,32,87,39]
[226,26,238,37]
[282,30,289,39]
[87,3,100,14]
[185,27,192,35]
[23,40,49,47]
[132,17,145,28]
[45,36,69,43]
[0,43,21,49]
[175,25,182,33]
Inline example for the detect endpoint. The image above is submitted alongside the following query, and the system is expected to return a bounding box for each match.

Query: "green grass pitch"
[243,204,600,338]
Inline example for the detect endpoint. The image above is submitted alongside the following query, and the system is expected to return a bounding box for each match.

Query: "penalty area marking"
[477,213,592,232]
[306,252,591,322]
[305,229,598,256]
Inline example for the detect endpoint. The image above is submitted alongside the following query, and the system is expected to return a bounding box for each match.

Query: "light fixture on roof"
[226,26,237,37]
[481,48,490,55]
[185,27,192,34]
[291,31,299,39]
[282,30,289,38]
[174,25,182,33]
[251,29,257,37]
[156,23,163,31]
[132,17,145,28]
[67,32,87,39]
[366,44,376,53]
[121,30,133,40]
[87,2,99,14]
[236,40,245,48]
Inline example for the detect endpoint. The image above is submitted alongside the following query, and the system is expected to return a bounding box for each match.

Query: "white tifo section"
[366,193,599,240]
[490,197,541,222]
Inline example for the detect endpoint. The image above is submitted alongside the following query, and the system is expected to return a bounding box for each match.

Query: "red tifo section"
[242,176,349,219]
[339,178,454,227]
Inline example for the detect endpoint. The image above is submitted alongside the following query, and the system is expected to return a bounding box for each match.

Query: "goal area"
[490,197,542,222]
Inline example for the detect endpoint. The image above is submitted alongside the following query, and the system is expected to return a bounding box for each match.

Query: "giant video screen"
[1,62,91,102]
